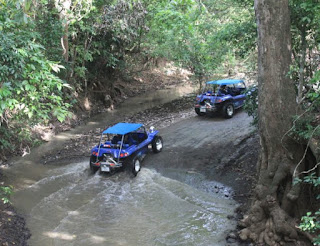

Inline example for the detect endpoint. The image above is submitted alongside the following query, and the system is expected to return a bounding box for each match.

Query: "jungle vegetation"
[0,0,319,245]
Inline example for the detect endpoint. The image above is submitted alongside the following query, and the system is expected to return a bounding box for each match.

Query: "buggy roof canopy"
[102,123,143,135]
[206,79,244,85]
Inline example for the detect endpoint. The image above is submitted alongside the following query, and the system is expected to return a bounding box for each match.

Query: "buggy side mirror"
[150,126,155,133]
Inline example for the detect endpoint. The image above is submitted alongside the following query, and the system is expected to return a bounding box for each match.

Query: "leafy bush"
[298,173,320,245]
[0,186,13,204]
[291,114,320,140]
[290,70,320,141]
[0,27,72,124]
[243,85,258,126]
[0,0,72,160]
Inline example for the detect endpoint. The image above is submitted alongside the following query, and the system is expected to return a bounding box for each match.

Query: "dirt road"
[144,109,258,212]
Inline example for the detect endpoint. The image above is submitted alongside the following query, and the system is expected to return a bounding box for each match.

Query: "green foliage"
[143,0,256,82]
[35,3,64,62]
[307,70,320,104]
[290,0,320,101]
[290,0,320,33]
[0,0,71,125]
[298,173,320,245]
[0,32,71,124]
[290,69,320,141]
[60,0,150,85]
[0,0,72,159]
[289,4,320,240]
[291,114,320,140]
[0,186,13,204]
[243,85,258,125]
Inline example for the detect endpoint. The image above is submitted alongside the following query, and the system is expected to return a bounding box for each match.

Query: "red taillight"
[216,99,222,103]
[110,163,115,167]
[92,151,98,156]
[120,153,128,157]
[96,162,100,166]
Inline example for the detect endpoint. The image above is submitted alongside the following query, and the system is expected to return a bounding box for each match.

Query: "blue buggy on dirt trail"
[89,123,163,176]
[194,79,247,118]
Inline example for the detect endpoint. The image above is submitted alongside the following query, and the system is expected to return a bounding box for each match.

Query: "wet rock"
[226,231,238,244]
[104,94,112,108]
[227,214,235,220]
[226,237,237,243]
[227,232,238,239]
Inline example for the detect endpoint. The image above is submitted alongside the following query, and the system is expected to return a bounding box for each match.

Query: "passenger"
[111,134,122,144]
[123,134,137,145]
[218,85,228,95]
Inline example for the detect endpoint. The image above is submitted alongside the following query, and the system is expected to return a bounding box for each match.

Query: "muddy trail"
[1,87,259,246]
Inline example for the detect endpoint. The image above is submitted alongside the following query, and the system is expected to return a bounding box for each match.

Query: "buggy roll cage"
[96,123,144,163]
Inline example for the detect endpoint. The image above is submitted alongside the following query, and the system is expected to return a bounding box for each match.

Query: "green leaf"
[57,83,62,91]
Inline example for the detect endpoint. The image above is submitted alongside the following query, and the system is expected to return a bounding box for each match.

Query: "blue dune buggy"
[89,123,163,176]
[194,79,246,118]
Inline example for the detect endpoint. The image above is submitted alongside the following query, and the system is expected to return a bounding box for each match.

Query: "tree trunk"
[239,0,312,245]
[297,27,307,104]
[56,0,71,62]
[62,24,69,62]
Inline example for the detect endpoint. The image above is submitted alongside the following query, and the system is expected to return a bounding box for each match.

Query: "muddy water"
[14,166,236,246]
[6,85,239,246]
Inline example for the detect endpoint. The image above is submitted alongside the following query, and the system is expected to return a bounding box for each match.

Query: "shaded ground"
[0,92,259,245]
[0,202,30,246]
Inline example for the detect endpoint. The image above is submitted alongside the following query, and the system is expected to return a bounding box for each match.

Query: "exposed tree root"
[239,195,312,246]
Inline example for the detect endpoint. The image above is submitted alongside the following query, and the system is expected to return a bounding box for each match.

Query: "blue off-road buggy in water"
[89,123,163,176]
[194,79,246,118]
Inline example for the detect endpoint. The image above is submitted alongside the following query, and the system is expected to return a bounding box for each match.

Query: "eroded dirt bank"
[1,93,259,246]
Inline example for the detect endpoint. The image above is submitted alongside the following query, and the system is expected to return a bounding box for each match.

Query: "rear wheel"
[222,102,234,118]
[195,108,205,116]
[89,156,99,173]
[132,157,141,176]
[152,136,163,153]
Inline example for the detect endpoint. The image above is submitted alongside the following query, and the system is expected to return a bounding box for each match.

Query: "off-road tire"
[132,157,141,176]
[195,108,205,116]
[152,136,163,153]
[89,155,99,173]
[222,102,234,119]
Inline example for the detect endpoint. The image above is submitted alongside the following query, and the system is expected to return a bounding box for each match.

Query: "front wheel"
[132,157,141,176]
[222,103,234,118]
[152,136,163,153]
